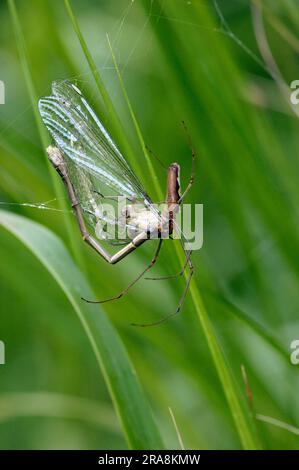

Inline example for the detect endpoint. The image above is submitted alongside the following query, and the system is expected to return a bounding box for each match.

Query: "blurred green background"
[1,0,299,450]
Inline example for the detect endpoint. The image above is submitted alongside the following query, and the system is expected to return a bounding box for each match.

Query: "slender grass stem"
[106,33,258,451]
[63,0,258,449]
[107,34,162,201]
[64,0,147,191]
[8,0,84,269]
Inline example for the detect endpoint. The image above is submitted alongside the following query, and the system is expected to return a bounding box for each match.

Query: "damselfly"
[38,81,195,326]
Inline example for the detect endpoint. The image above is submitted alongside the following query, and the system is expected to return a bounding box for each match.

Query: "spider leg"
[85,239,163,304]
[178,121,196,203]
[131,243,193,327]
[145,249,191,281]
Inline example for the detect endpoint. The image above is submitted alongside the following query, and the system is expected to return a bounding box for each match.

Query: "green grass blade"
[189,285,259,449]
[64,0,146,189]
[256,414,299,437]
[63,0,114,124]
[0,392,120,434]
[0,210,164,450]
[208,293,287,359]
[107,35,162,201]
[7,0,83,268]
[106,38,258,449]
[7,0,48,152]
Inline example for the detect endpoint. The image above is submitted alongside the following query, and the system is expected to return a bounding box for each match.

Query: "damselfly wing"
[39,80,160,243]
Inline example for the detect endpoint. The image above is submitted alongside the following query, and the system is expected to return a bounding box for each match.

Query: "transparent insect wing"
[38,80,150,201]
[38,80,162,243]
